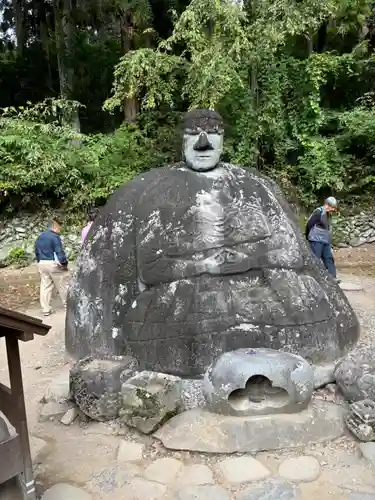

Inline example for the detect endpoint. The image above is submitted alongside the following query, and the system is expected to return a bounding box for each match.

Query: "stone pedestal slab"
[154,401,345,453]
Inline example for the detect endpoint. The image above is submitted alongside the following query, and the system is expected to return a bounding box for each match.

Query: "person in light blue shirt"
[305,197,338,280]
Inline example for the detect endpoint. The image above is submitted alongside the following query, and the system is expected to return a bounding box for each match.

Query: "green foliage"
[0,100,177,211]
[3,248,30,268]
[103,0,375,209]
[2,0,375,211]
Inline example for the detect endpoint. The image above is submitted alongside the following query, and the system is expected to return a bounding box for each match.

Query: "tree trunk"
[12,0,25,56]
[251,63,260,168]
[317,23,328,53]
[121,14,138,123]
[54,0,80,130]
[38,0,53,91]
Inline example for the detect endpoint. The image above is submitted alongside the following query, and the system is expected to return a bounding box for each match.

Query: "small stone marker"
[218,456,271,484]
[41,483,91,500]
[278,456,321,483]
[117,440,144,463]
[143,457,183,484]
[60,408,78,425]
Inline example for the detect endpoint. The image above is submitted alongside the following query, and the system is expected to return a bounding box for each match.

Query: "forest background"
[1,0,375,219]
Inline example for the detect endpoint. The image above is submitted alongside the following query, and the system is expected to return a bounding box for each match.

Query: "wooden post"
[0,307,50,499]
[6,335,36,500]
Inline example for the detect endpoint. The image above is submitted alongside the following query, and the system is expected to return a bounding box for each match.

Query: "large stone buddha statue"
[65,109,359,377]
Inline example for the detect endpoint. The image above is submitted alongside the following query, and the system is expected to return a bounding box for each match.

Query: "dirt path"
[0,268,374,499]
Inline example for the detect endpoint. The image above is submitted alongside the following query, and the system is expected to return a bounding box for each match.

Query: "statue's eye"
[184,129,199,135]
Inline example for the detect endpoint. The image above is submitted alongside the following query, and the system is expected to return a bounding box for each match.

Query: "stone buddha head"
[182,109,224,172]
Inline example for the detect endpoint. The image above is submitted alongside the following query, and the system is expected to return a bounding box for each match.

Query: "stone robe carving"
[66,161,359,377]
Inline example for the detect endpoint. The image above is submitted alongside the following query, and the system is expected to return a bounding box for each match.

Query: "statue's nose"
[193,132,213,151]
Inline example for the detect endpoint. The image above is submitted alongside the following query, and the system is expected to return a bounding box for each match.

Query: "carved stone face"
[183,128,224,172]
[182,109,224,172]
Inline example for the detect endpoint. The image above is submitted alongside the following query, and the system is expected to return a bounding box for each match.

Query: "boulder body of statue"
[65,109,359,377]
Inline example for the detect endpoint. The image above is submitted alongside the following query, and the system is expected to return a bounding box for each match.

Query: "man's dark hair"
[182,109,224,132]
[47,218,62,229]
[87,207,99,222]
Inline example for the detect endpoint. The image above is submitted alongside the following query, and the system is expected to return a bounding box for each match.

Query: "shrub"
[0,100,177,213]
[3,248,30,268]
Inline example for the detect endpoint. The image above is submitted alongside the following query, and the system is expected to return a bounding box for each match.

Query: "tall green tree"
[2,0,375,211]
[105,0,375,204]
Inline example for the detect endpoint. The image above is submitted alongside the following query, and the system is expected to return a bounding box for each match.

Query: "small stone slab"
[119,478,166,500]
[41,484,91,500]
[218,456,271,484]
[61,408,79,425]
[176,485,230,500]
[117,440,144,462]
[339,283,364,292]
[143,457,183,484]
[177,464,215,486]
[235,478,301,500]
[359,442,375,464]
[154,401,344,453]
[312,363,336,389]
[38,401,75,423]
[278,456,320,483]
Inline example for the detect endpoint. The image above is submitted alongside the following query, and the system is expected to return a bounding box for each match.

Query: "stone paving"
[27,418,375,500]
[32,434,375,500]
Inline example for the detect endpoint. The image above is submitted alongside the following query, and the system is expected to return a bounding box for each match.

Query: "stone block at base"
[154,401,345,453]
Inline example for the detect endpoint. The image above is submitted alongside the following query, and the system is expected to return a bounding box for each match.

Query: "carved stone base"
[154,401,345,453]
[346,399,375,441]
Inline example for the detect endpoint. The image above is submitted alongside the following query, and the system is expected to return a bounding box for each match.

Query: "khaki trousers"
[38,261,69,313]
